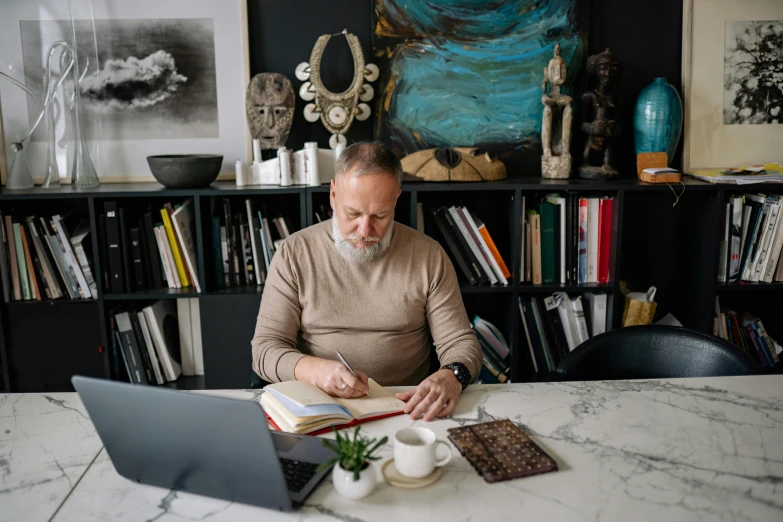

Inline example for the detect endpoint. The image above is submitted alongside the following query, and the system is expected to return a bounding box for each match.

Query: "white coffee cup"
[393,427,452,478]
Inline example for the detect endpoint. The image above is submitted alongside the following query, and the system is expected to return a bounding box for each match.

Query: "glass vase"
[42,98,61,188]
[6,143,34,190]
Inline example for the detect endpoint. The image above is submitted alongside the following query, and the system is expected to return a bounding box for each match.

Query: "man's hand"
[395,369,461,422]
[294,356,370,399]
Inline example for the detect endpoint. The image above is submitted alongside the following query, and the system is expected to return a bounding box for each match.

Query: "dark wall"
[589,0,684,176]
[247,0,373,153]
[247,0,685,177]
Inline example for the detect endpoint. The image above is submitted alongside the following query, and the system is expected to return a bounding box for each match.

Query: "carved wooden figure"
[579,48,622,180]
[541,44,573,179]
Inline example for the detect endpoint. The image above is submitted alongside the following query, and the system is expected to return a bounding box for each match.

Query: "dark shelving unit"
[1,178,781,392]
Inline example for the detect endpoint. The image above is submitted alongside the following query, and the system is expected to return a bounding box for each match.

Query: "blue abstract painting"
[373,0,586,174]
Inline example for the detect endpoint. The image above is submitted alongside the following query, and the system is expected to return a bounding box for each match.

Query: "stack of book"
[101,200,199,294]
[518,292,611,374]
[109,299,203,385]
[472,315,511,384]
[714,302,781,368]
[0,211,96,302]
[520,195,613,285]
[718,194,783,283]
[429,205,510,286]
[210,198,294,289]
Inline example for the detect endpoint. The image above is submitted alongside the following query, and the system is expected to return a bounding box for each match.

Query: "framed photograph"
[682,0,783,171]
[0,0,250,183]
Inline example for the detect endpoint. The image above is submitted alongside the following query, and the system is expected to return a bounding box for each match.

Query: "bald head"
[335,141,403,188]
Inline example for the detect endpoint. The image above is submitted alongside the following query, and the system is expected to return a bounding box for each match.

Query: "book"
[473,213,510,280]
[517,297,539,374]
[587,198,599,283]
[539,202,556,284]
[530,212,542,285]
[578,199,588,284]
[171,200,201,292]
[5,215,21,301]
[598,198,612,284]
[0,214,10,303]
[143,300,182,382]
[260,379,405,435]
[53,214,92,299]
[544,194,566,284]
[161,206,191,287]
[103,201,124,293]
[20,224,41,301]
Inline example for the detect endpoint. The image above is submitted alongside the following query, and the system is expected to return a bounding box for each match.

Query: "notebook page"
[335,379,406,419]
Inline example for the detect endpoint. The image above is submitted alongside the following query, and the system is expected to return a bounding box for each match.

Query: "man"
[252,142,481,422]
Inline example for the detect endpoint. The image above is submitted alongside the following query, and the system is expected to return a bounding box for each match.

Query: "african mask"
[246,73,295,150]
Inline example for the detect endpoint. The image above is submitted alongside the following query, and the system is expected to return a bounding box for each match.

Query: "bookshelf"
[1,178,781,392]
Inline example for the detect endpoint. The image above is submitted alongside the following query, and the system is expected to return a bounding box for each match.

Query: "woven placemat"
[447,419,557,483]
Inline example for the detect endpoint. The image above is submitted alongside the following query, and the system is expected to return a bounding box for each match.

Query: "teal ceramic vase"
[633,77,683,164]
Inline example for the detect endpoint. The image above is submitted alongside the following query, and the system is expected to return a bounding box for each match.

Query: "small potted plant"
[317,426,388,500]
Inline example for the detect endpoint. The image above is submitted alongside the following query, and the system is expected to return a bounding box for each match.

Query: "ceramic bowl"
[146,154,223,189]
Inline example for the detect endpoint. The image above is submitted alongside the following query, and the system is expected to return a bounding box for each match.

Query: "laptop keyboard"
[279,458,319,493]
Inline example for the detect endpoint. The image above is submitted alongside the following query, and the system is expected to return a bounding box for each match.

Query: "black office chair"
[554,325,761,381]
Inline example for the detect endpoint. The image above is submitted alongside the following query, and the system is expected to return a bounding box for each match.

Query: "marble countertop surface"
[0,393,102,522]
[3,376,782,522]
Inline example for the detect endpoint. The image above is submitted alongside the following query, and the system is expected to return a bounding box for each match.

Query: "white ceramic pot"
[332,462,376,500]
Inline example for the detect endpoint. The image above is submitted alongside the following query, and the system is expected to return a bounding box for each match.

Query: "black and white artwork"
[20,18,218,141]
[724,20,783,125]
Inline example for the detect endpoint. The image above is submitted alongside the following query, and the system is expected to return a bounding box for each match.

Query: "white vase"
[332,462,376,500]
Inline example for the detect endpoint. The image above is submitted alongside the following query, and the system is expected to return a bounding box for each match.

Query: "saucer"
[381,459,442,489]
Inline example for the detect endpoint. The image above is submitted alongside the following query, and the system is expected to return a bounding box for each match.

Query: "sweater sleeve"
[251,240,305,383]
[425,245,482,382]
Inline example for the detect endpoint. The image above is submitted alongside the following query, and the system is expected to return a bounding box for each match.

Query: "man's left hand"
[395,369,461,422]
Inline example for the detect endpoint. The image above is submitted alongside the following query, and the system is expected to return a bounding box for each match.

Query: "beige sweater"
[251,220,482,386]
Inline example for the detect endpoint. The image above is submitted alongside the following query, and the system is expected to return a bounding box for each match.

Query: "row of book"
[429,205,511,286]
[521,195,613,285]
[0,212,97,302]
[718,194,783,283]
[209,198,295,289]
[472,315,511,384]
[519,292,611,374]
[100,200,200,294]
[109,299,204,385]
[714,302,781,367]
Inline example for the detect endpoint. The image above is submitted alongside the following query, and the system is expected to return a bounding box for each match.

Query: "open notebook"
[260,379,406,435]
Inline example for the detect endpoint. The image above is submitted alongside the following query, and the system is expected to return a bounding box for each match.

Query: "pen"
[334,349,370,397]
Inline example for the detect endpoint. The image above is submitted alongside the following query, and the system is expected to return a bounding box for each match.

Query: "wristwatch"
[441,362,471,390]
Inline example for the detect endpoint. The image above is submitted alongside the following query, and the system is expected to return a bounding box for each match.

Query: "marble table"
[0,393,102,522]
[3,376,783,522]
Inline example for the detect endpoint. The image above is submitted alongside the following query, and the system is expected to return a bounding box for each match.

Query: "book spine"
[744,324,768,366]
[143,212,164,289]
[452,207,498,284]
[20,224,42,301]
[753,197,780,282]
[246,200,262,286]
[42,218,77,299]
[114,312,150,384]
[26,217,60,299]
[154,225,179,289]
[525,221,532,283]
[718,203,729,283]
[529,297,554,372]
[587,198,599,283]
[5,216,21,301]
[762,207,783,282]
[137,311,165,384]
[171,202,201,292]
[13,223,31,300]
[729,197,743,281]
[517,297,542,374]
[103,201,124,293]
[539,203,556,285]
[53,215,92,299]
[129,228,146,291]
[578,199,588,284]
[755,321,779,365]
[478,223,510,279]
[160,208,190,287]
[0,214,10,303]
[598,198,612,284]
[129,311,155,384]
[531,214,542,285]
[117,208,134,293]
[220,225,230,287]
[543,295,570,362]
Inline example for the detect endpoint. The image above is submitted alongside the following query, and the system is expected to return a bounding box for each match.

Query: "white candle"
[235,160,246,187]
[252,139,262,164]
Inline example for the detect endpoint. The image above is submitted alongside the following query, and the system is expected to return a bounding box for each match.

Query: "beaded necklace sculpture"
[296,29,378,149]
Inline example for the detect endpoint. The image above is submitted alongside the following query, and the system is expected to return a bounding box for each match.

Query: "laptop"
[71,375,334,511]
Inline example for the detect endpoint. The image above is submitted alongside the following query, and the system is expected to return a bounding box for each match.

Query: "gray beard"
[331,217,394,262]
